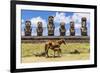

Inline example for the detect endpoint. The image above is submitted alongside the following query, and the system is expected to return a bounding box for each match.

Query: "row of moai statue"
[24,16,87,36]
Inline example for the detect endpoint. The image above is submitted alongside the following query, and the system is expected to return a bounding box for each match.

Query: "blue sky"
[21,10,90,36]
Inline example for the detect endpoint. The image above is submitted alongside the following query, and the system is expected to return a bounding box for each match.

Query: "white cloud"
[71,13,90,23]
[43,27,48,36]
[77,13,90,23]
[31,28,37,36]
[21,23,25,28]
[66,30,70,36]
[54,12,70,24]
[30,16,47,36]
[30,16,47,27]
[21,19,24,24]
[75,23,81,29]
[71,13,90,31]
[54,26,60,36]
[21,12,90,36]
[31,32,37,36]
[75,33,81,36]
[54,12,90,25]
[21,31,24,36]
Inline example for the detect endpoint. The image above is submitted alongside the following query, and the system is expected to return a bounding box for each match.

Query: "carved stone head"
[25,20,31,27]
[81,17,87,27]
[60,22,65,29]
[24,20,32,36]
[37,22,42,28]
[48,16,54,24]
[25,20,31,31]
[70,21,74,28]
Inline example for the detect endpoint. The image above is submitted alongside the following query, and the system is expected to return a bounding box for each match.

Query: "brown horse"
[45,39,66,57]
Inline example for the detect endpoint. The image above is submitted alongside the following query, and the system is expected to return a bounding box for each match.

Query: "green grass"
[21,43,90,57]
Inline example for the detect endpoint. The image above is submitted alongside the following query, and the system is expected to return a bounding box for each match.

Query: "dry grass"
[21,43,90,63]
[22,54,89,63]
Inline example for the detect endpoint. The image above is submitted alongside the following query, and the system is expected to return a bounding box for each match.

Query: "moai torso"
[81,17,87,36]
[59,22,66,36]
[24,21,32,36]
[70,21,75,36]
[47,16,55,36]
[36,22,43,36]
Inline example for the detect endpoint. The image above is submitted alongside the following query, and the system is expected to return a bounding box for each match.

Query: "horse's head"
[61,39,66,45]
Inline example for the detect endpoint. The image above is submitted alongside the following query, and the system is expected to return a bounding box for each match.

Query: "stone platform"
[21,36,90,43]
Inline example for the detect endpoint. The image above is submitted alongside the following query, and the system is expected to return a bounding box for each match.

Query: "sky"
[21,10,90,36]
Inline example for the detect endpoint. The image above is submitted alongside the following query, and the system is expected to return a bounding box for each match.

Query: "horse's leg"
[46,48,49,57]
[45,44,49,57]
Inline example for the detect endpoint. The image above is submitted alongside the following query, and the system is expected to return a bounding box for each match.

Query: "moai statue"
[47,16,55,36]
[36,22,43,36]
[59,22,66,36]
[81,17,87,36]
[70,21,75,36]
[24,20,32,36]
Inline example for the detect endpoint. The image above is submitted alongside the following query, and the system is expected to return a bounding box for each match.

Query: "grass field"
[21,42,90,63]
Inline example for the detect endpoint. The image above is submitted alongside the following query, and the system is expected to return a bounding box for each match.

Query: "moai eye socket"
[49,16,51,19]
[50,17,52,19]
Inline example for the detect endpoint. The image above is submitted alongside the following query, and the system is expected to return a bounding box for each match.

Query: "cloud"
[31,28,37,36]
[30,16,47,36]
[71,13,90,23]
[21,31,24,36]
[21,12,90,36]
[77,13,90,23]
[54,12,90,25]
[66,30,70,36]
[54,26,60,36]
[21,19,24,24]
[75,33,81,36]
[43,27,48,36]
[21,23,25,27]
[30,16,47,27]
[75,23,81,29]
[54,12,70,24]
[70,13,90,35]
